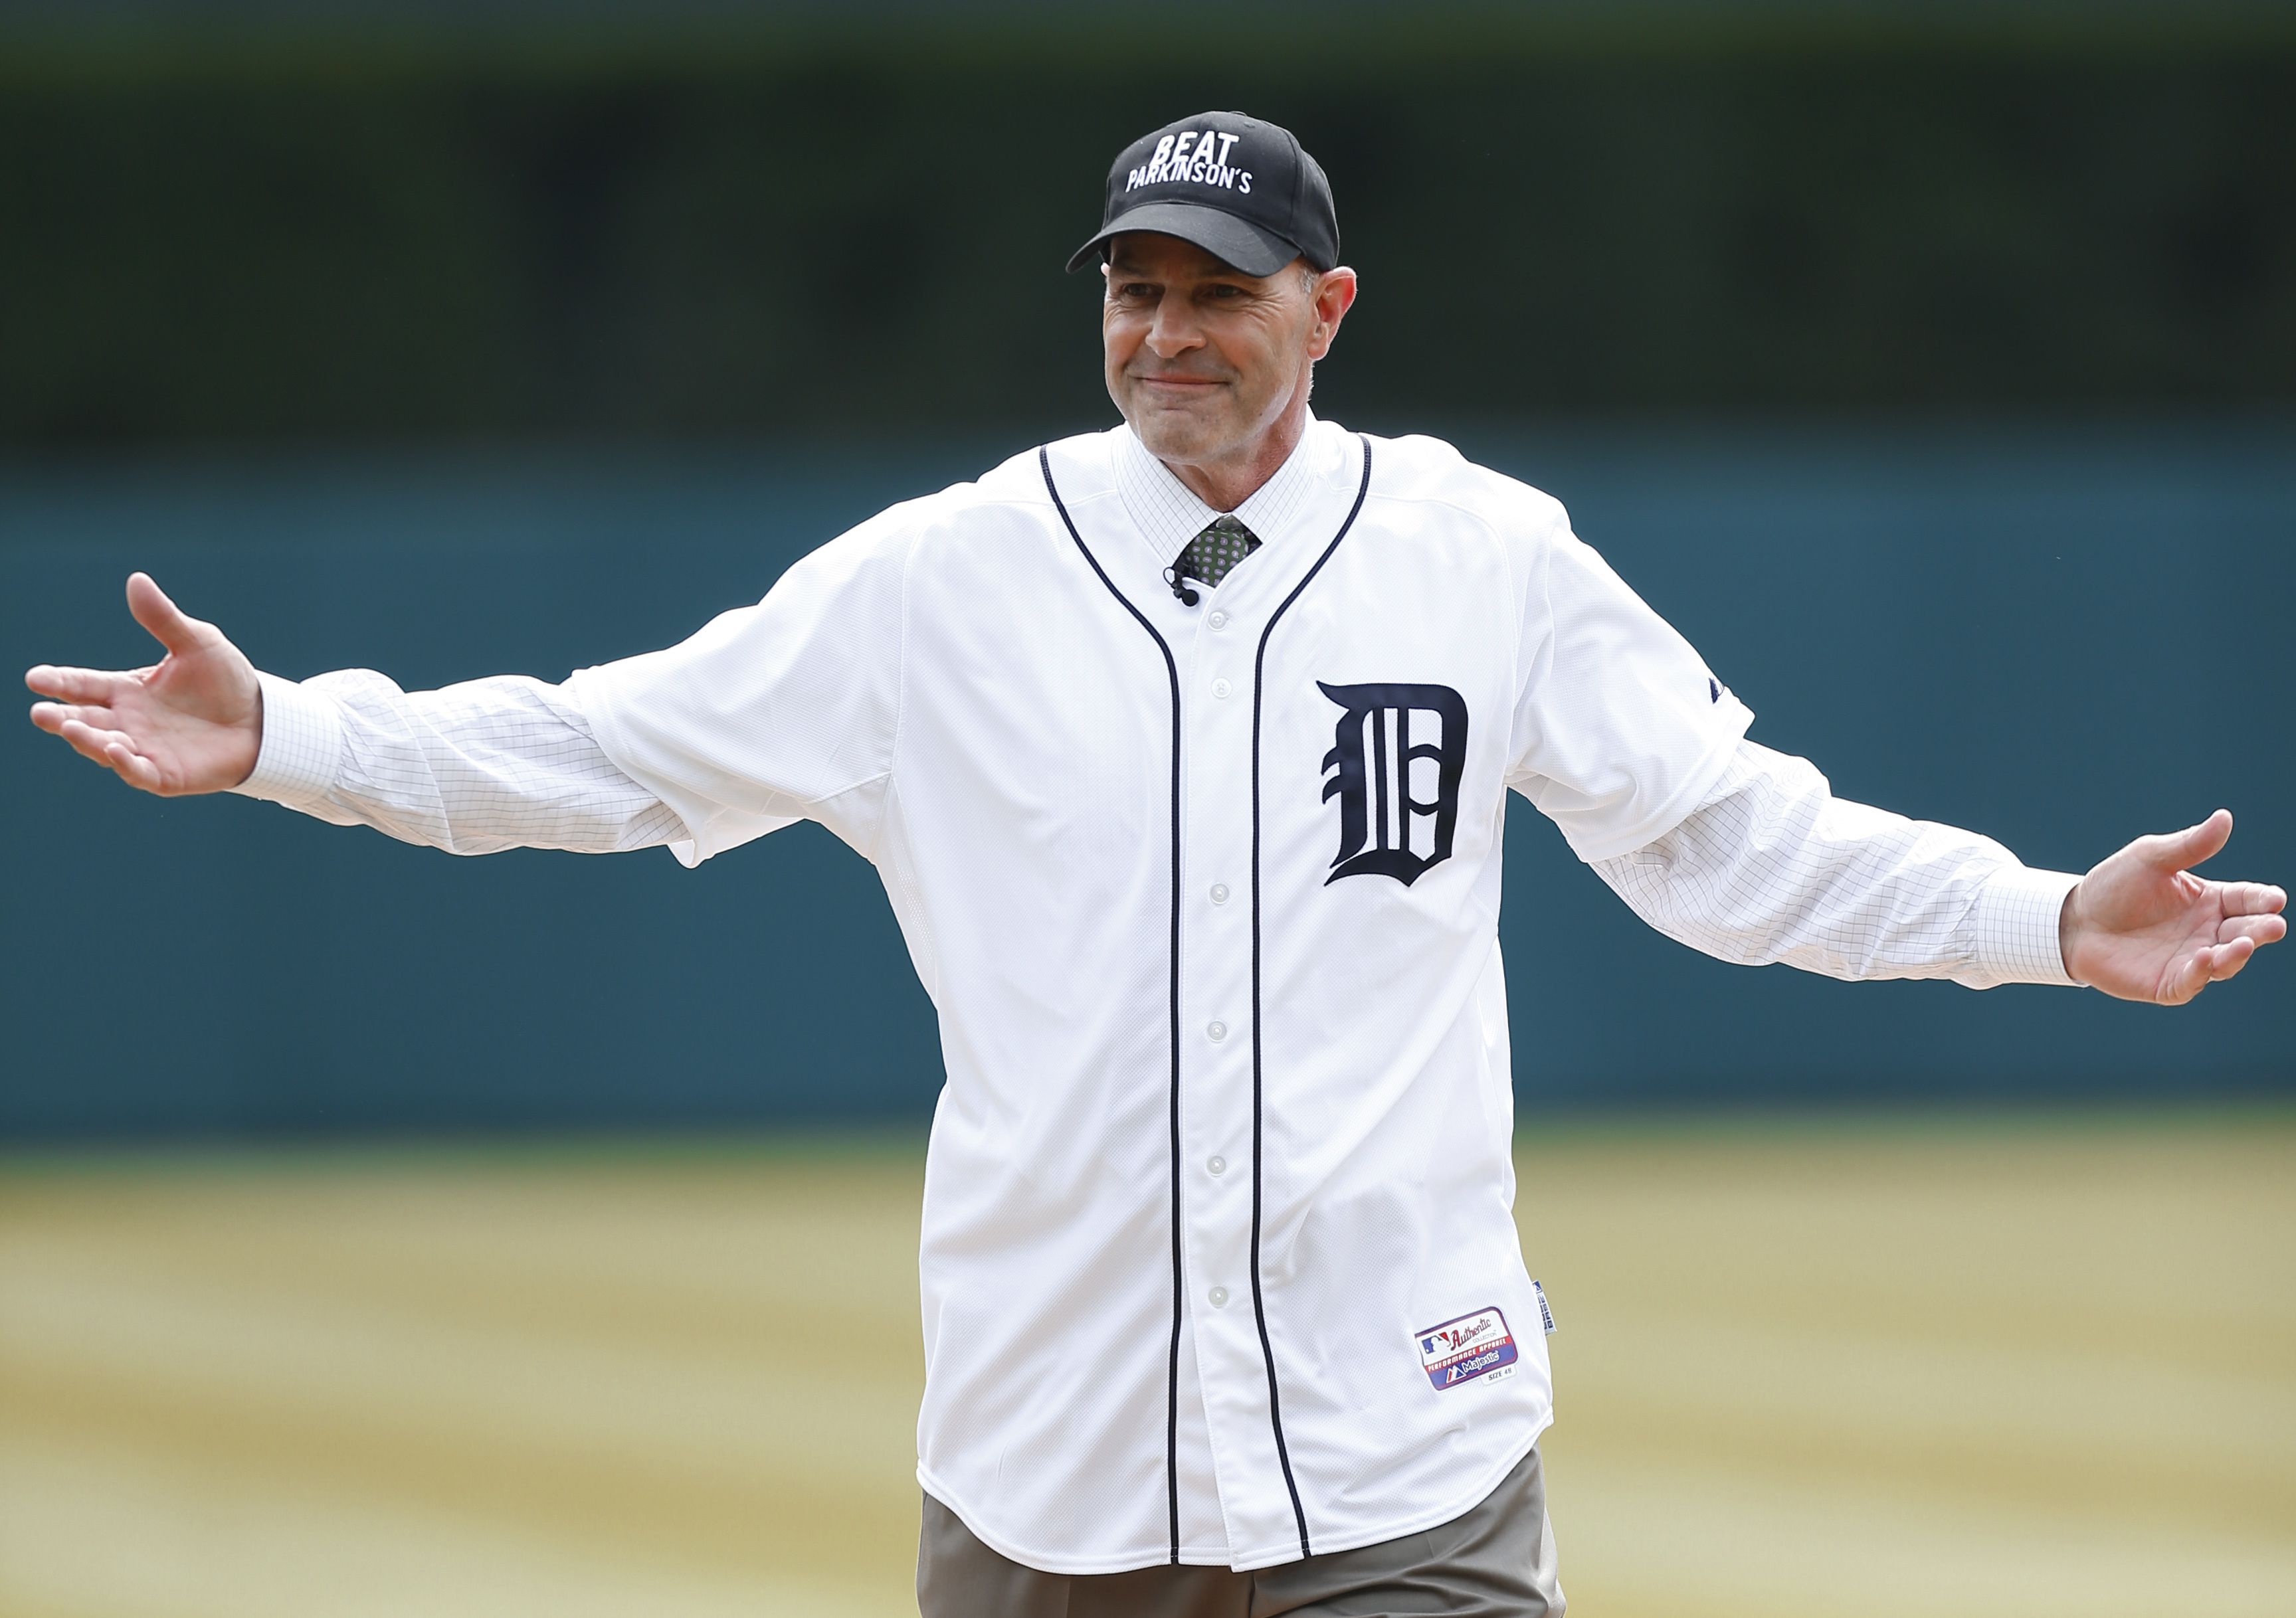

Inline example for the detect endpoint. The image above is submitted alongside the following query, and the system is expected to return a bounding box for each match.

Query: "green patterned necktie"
[1175,513,1262,589]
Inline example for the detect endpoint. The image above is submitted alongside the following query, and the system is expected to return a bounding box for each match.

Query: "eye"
[1113,281,1156,301]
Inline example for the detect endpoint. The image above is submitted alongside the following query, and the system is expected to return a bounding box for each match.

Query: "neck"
[1157,383,1311,513]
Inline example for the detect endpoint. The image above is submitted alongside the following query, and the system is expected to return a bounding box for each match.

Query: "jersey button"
[1206,1155,1226,1176]
[1209,883,1230,905]
[1211,679,1232,699]
[1207,610,1229,630]
[1208,1287,1229,1308]
[1206,1020,1228,1042]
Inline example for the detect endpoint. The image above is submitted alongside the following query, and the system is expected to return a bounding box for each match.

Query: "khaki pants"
[917,1445,1563,1617]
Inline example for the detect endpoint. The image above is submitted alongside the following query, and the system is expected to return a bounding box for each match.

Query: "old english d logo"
[1318,682,1469,886]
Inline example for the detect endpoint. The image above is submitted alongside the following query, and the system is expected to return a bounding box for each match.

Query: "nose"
[1145,290,1204,359]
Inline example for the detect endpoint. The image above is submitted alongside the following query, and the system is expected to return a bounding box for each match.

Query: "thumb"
[2141,810,2233,873]
[126,572,211,658]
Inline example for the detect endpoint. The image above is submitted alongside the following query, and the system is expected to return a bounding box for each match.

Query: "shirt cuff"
[230,672,344,804]
[1967,865,2083,987]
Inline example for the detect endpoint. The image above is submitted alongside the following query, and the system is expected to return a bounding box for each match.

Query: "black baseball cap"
[1067,111,1339,278]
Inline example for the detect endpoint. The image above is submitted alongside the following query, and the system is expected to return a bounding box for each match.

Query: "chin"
[1129,408,1231,465]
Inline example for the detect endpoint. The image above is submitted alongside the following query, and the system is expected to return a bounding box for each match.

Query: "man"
[25,111,2284,1616]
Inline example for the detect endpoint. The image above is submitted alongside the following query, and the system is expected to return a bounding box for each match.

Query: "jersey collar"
[1111,411,1335,572]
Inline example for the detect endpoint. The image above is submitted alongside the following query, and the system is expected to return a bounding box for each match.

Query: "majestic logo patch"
[1125,130,1254,194]
[1416,1306,1519,1391]
[1318,681,1469,886]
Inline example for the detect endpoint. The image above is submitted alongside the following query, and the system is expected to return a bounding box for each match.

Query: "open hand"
[2060,812,2285,1004]
[25,573,262,795]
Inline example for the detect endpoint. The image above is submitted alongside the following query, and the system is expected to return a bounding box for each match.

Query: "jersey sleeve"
[566,501,918,867]
[230,666,686,856]
[1503,499,1754,863]
[1592,739,2080,987]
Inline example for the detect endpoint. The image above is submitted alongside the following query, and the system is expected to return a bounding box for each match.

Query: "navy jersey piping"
[1038,448,1188,1564]
[1248,434,1375,1560]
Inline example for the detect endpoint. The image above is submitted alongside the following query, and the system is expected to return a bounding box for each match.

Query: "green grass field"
[2,1113,2291,1617]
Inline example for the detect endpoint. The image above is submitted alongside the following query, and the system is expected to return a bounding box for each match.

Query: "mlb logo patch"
[1416,1306,1519,1391]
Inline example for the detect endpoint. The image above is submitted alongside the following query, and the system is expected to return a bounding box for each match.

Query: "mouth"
[1131,373,1227,395]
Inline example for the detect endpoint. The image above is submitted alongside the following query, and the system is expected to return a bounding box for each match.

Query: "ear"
[1306,267,1359,361]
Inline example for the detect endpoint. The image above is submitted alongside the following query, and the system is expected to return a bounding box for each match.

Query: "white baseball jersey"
[236,415,2078,1573]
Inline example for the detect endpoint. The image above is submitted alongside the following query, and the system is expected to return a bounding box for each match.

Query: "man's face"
[1101,233,1334,470]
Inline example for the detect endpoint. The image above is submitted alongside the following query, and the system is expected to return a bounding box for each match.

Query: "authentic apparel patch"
[1416,1306,1519,1391]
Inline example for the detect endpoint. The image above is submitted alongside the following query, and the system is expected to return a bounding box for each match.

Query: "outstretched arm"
[27,573,682,856]
[1597,741,2283,1001]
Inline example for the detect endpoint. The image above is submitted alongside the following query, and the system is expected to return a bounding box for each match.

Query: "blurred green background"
[5,2,2295,444]
[1,2,2291,1614]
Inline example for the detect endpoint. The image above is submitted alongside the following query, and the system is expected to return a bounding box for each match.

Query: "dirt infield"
[3,1115,2289,1617]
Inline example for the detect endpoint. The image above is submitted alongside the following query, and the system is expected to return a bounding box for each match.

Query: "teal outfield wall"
[3,422,2291,1138]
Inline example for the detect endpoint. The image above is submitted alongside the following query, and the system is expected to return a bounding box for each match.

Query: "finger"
[2141,810,2232,872]
[2162,944,2219,1004]
[25,664,138,703]
[55,715,138,765]
[29,701,119,736]
[2206,937,2256,982]
[125,572,213,658]
[54,717,165,792]
[103,740,165,792]
[2217,913,2287,948]
[2214,881,2288,917]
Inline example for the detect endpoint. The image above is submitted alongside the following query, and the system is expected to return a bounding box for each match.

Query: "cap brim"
[1066,203,1301,277]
